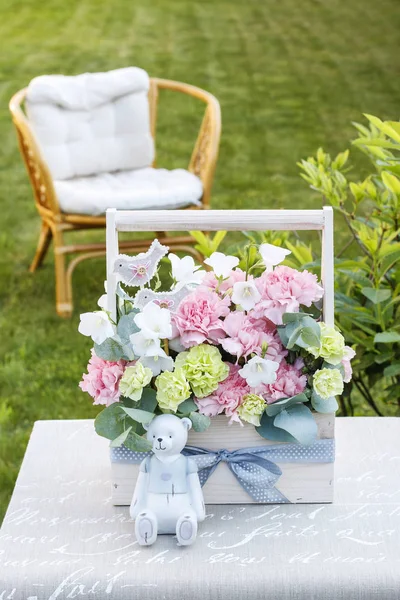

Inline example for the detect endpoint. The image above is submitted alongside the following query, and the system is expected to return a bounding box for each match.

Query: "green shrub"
[296,115,400,415]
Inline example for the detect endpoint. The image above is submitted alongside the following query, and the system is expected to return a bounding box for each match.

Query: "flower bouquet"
[79,239,354,453]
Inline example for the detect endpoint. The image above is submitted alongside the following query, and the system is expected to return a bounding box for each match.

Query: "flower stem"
[163,338,169,356]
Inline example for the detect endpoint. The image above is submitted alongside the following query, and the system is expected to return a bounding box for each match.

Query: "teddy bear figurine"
[130,414,206,546]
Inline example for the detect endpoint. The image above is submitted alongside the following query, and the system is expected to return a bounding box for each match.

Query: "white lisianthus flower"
[97,281,108,310]
[78,312,115,345]
[239,356,279,388]
[130,332,165,357]
[259,243,291,271]
[232,280,261,311]
[204,252,239,278]
[134,302,172,340]
[168,253,205,288]
[139,351,174,376]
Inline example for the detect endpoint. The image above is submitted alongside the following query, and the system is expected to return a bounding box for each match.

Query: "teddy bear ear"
[181,417,192,431]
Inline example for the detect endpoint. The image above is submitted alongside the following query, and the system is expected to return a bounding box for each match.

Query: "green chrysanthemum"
[175,344,229,398]
[308,323,345,365]
[313,368,344,399]
[119,362,152,401]
[237,394,266,426]
[155,369,191,412]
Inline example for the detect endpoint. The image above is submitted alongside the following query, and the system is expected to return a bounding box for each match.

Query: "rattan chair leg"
[29,221,52,273]
[53,226,73,318]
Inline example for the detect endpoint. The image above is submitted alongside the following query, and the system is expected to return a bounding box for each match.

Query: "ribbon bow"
[183,439,335,503]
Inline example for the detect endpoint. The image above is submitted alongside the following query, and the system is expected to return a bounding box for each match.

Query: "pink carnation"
[79,350,125,406]
[253,266,324,325]
[195,363,250,422]
[220,312,287,363]
[342,346,356,383]
[172,289,230,348]
[200,268,247,295]
[261,358,307,403]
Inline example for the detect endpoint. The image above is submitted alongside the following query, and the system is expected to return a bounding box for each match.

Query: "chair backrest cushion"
[25,67,154,180]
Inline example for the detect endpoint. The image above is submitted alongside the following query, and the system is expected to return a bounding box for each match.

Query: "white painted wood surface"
[113,209,326,231]
[105,207,335,330]
[111,413,335,505]
[321,206,334,326]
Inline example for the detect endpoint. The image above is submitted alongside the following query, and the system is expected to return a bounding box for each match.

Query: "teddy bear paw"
[176,512,198,546]
[135,511,158,546]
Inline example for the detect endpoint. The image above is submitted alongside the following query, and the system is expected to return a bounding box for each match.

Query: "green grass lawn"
[1,0,400,521]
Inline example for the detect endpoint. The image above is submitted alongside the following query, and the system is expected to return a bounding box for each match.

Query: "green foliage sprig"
[296,114,400,415]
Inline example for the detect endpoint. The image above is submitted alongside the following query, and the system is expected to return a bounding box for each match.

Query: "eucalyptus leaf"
[123,430,152,452]
[297,326,320,349]
[273,404,318,445]
[286,323,304,349]
[110,426,132,447]
[282,312,313,324]
[189,411,211,432]
[137,388,158,413]
[177,398,198,415]
[94,403,125,440]
[265,393,309,417]
[256,412,298,443]
[121,407,155,425]
[94,337,125,361]
[117,312,140,345]
[311,391,339,413]
[277,325,290,347]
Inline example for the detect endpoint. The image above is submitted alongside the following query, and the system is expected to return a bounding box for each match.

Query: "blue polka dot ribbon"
[110,438,335,504]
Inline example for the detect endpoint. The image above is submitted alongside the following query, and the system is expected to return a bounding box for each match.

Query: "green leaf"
[265,393,309,417]
[136,388,158,413]
[123,430,152,452]
[282,312,313,324]
[177,398,198,415]
[121,407,155,425]
[379,247,400,276]
[311,391,339,414]
[286,323,304,349]
[298,326,320,348]
[117,312,140,345]
[110,426,132,447]
[189,411,211,432]
[384,363,400,378]
[285,241,313,265]
[374,352,394,365]
[273,404,318,445]
[374,331,400,344]
[382,171,400,194]
[94,338,125,361]
[256,412,298,443]
[361,287,391,304]
[95,403,125,440]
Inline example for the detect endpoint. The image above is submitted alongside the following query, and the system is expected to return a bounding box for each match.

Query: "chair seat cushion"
[54,167,203,216]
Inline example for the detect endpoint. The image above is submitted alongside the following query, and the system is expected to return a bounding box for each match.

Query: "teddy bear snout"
[157,438,163,442]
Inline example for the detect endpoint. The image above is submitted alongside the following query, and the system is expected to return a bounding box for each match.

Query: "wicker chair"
[9,73,221,318]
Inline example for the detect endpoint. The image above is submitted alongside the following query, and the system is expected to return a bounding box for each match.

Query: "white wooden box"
[111,413,334,505]
[106,208,335,505]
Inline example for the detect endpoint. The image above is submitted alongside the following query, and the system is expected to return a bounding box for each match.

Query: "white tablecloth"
[0,417,399,599]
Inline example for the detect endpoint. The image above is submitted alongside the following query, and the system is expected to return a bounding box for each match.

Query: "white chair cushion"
[54,167,203,215]
[26,67,154,180]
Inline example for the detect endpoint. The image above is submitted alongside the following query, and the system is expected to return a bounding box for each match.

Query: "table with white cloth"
[0,417,399,599]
